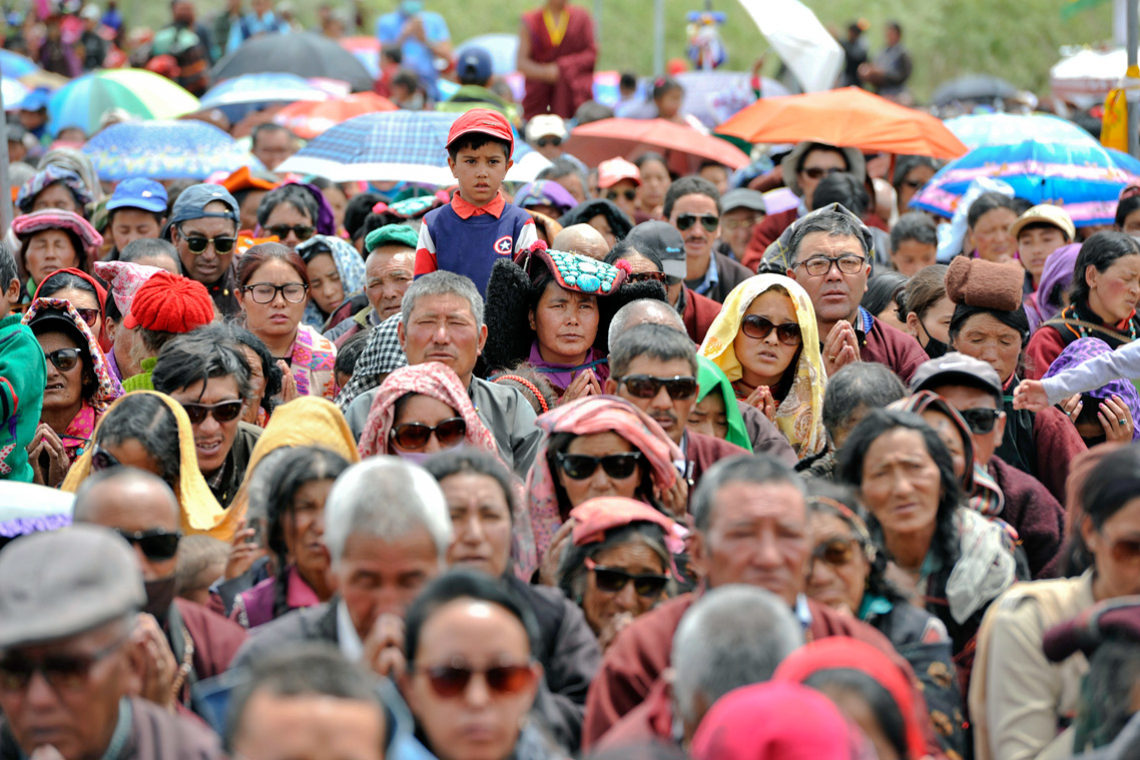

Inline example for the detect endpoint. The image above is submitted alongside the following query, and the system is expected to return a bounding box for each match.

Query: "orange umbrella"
[274,92,396,139]
[717,87,969,160]
[561,118,751,175]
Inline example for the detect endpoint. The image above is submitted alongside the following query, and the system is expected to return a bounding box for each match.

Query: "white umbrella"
[1051,47,1127,109]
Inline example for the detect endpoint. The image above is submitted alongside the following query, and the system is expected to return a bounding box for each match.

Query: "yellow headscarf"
[62,390,230,540]
[698,274,827,458]
[221,397,361,538]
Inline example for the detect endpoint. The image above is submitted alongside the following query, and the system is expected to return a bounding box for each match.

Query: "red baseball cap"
[446,108,514,155]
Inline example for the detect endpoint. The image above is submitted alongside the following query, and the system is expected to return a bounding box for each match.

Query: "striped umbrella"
[48,69,199,136]
[81,120,263,181]
[911,139,1140,227]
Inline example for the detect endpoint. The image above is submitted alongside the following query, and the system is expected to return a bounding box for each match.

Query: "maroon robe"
[988,456,1066,579]
[742,208,797,271]
[521,5,597,120]
[170,598,247,707]
[680,286,721,345]
[859,315,928,384]
[685,430,747,487]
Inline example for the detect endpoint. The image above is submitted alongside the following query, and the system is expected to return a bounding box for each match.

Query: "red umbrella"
[274,92,396,139]
[562,118,751,175]
[717,87,968,160]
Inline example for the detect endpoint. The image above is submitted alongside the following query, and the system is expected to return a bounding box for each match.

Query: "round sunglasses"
[179,225,236,255]
[740,315,802,346]
[390,417,467,451]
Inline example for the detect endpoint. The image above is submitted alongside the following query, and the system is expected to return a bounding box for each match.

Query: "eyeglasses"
[585,557,670,597]
[89,444,119,472]
[555,451,642,480]
[740,314,802,346]
[616,374,698,400]
[115,528,181,561]
[811,537,860,567]
[606,189,637,202]
[390,417,467,450]
[627,271,667,284]
[73,307,99,327]
[181,399,244,425]
[801,166,843,180]
[242,282,309,304]
[794,254,866,277]
[535,136,562,148]
[958,407,1002,434]
[179,225,236,255]
[266,224,316,242]
[417,659,536,699]
[674,213,719,232]
[0,632,130,693]
[44,347,82,372]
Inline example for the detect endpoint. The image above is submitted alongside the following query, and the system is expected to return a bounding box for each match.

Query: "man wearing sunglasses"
[73,469,248,715]
[165,184,242,317]
[911,353,1066,580]
[665,176,752,304]
[0,525,227,760]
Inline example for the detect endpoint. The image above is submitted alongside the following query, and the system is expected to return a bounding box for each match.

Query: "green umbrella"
[48,69,200,137]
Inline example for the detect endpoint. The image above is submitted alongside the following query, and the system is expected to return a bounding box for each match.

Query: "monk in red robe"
[518,0,597,120]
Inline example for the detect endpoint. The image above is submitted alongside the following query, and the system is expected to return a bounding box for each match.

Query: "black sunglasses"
[740,314,802,346]
[555,451,642,480]
[115,528,181,561]
[0,632,129,693]
[536,136,562,148]
[89,444,120,473]
[179,225,236,254]
[959,407,1002,434]
[418,661,535,698]
[606,188,637,202]
[267,224,316,241]
[44,347,83,372]
[181,400,244,425]
[675,213,718,232]
[390,417,467,451]
[627,271,667,284]
[616,374,698,400]
[801,166,843,180]
[585,557,669,597]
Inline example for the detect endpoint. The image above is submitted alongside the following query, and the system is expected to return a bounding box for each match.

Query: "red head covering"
[569,496,684,554]
[32,267,111,351]
[122,272,215,332]
[774,638,928,759]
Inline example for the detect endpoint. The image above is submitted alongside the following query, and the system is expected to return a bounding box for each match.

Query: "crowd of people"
[1,2,1140,760]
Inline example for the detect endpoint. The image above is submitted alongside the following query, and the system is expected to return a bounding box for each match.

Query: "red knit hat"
[123,272,215,332]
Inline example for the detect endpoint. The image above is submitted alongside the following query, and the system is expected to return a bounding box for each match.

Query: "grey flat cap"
[909,351,1004,402]
[0,525,145,649]
[721,188,768,215]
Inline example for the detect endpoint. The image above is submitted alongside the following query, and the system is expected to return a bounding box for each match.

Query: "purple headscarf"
[1027,243,1081,333]
[1043,337,1140,441]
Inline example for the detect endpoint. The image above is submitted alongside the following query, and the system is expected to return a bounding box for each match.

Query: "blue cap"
[17,88,50,112]
[161,183,239,239]
[457,47,493,85]
[106,178,168,214]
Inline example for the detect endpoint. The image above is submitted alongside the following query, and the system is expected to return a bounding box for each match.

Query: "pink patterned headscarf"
[93,260,166,317]
[526,395,681,562]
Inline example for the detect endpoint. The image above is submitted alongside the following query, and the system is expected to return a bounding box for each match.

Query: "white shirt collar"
[336,600,364,663]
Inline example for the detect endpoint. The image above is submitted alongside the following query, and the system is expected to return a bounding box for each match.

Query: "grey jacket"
[1040,340,1140,404]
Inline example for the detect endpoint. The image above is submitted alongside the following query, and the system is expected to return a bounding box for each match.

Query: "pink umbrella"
[562,118,750,175]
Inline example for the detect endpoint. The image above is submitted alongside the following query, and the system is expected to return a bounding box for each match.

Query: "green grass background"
[137,0,1114,101]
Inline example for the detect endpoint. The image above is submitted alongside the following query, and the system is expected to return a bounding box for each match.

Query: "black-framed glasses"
[416,659,536,699]
[801,166,843,180]
[178,225,236,254]
[44,347,82,372]
[181,400,244,425]
[555,451,642,480]
[390,417,467,450]
[675,213,718,232]
[266,224,316,241]
[606,189,637,202]
[740,314,802,346]
[0,630,130,693]
[115,528,181,561]
[242,282,309,304]
[616,374,698,400]
[794,254,866,277]
[959,407,1002,434]
[811,537,860,567]
[585,557,669,597]
[536,136,562,148]
[89,444,119,472]
[627,271,667,284]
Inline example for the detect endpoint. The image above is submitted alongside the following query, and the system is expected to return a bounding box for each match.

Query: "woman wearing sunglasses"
[972,446,1140,760]
[10,209,102,304]
[23,298,122,486]
[236,242,338,402]
[32,268,108,352]
[401,570,556,760]
[557,497,680,651]
[699,274,826,459]
[296,235,367,333]
[255,184,325,250]
[358,362,499,463]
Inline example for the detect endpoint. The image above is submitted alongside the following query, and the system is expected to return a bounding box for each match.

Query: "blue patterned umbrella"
[81,120,264,181]
[943,113,1097,150]
[276,110,543,184]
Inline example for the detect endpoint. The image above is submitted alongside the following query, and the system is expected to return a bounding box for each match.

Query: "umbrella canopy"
[82,120,264,181]
[0,49,38,79]
[47,69,200,136]
[456,33,520,76]
[562,118,750,175]
[200,72,331,109]
[274,92,396,139]
[276,110,544,184]
[2,77,28,110]
[944,113,1097,151]
[0,482,73,542]
[717,87,969,160]
[1051,47,1125,109]
[339,36,380,79]
[212,31,374,93]
[931,75,1018,107]
[911,139,1140,227]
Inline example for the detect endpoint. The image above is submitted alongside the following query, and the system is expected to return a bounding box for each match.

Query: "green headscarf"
[696,355,752,452]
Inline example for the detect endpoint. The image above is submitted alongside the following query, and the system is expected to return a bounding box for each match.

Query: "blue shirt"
[375,10,450,95]
[688,250,720,297]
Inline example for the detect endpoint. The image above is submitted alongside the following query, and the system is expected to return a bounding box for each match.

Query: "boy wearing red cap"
[415,108,537,294]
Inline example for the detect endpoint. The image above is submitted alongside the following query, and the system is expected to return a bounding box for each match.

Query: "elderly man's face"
[365,246,415,320]
[0,618,133,760]
[786,231,870,330]
[233,691,386,760]
[398,293,487,386]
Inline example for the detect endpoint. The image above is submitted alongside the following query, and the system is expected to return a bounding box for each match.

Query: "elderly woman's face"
[529,281,599,366]
[859,428,943,541]
[389,394,464,456]
[283,477,335,588]
[806,511,870,615]
[25,230,79,285]
[950,312,1022,383]
[581,537,669,642]
[402,599,539,760]
[732,289,801,389]
[441,472,512,578]
[38,330,85,415]
[556,432,641,508]
[32,182,82,214]
[920,409,967,483]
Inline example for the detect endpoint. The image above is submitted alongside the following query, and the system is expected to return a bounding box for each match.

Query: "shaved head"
[608,297,687,352]
[553,223,610,260]
[73,467,180,527]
